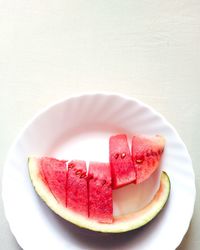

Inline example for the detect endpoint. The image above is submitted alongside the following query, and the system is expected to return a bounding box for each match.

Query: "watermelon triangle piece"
[109,134,136,189]
[40,157,67,206]
[88,162,113,224]
[66,160,88,217]
[29,157,171,232]
[132,135,165,184]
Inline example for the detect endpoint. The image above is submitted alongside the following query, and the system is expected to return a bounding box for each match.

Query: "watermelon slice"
[40,157,67,206]
[132,135,165,184]
[67,160,88,217]
[88,162,113,223]
[109,134,136,189]
[28,157,170,233]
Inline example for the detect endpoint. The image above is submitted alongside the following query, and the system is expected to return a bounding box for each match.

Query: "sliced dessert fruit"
[88,162,113,223]
[67,160,88,217]
[28,157,170,233]
[109,134,136,189]
[132,135,165,184]
[40,157,67,206]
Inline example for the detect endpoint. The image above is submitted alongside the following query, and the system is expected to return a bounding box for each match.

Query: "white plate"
[2,93,196,250]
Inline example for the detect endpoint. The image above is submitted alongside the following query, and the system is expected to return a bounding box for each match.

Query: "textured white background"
[0,0,199,249]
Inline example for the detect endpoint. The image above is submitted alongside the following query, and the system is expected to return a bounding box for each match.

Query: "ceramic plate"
[2,93,196,250]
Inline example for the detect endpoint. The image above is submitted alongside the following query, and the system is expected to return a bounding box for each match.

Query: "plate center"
[47,126,160,216]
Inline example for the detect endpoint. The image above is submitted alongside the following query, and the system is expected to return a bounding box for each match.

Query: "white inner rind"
[113,167,161,216]
[28,157,170,233]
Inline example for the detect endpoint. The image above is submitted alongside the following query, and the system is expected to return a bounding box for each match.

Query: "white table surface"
[0,1,199,249]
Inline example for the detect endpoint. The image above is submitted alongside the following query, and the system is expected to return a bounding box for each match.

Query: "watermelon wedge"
[67,160,88,217]
[132,135,165,184]
[28,157,170,233]
[88,162,113,223]
[40,157,67,206]
[109,134,136,189]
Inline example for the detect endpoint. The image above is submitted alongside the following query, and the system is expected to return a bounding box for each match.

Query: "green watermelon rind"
[28,157,170,233]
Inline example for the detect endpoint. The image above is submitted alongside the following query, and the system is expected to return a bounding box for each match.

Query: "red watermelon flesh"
[109,134,136,189]
[132,135,165,184]
[40,157,67,206]
[88,162,113,223]
[67,160,88,217]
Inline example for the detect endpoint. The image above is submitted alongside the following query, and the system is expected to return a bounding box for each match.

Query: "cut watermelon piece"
[28,157,170,233]
[132,135,165,184]
[67,160,88,217]
[109,134,136,189]
[88,162,113,223]
[40,157,67,206]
